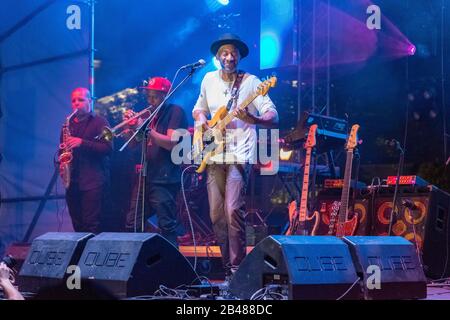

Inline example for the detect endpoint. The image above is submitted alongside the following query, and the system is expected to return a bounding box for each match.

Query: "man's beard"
[221,62,237,73]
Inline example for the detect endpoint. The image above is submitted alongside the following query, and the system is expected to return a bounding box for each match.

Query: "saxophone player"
[59,87,112,233]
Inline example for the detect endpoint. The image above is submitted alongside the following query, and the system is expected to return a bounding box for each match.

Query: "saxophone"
[59,109,78,188]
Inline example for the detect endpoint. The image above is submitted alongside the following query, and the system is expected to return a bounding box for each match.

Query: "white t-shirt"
[192,70,278,163]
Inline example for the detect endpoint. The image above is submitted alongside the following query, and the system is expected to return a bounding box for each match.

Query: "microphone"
[384,138,403,152]
[180,59,206,70]
[384,139,398,147]
[401,199,418,211]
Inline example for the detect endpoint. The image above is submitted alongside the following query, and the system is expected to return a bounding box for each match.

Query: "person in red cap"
[124,77,187,247]
[192,34,279,278]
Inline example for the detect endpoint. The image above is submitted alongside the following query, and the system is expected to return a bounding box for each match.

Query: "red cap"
[140,77,171,93]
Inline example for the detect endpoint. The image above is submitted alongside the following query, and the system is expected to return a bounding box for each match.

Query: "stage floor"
[2,283,449,300]
[424,286,450,300]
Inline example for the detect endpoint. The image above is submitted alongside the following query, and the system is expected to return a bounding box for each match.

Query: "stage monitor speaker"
[229,235,362,300]
[343,236,427,300]
[78,233,198,298]
[372,186,450,279]
[18,232,94,293]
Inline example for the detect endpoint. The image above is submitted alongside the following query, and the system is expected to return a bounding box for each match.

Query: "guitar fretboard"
[215,91,260,132]
[298,147,312,228]
[338,150,354,225]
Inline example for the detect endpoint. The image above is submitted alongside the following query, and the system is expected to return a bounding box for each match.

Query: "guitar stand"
[388,142,405,236]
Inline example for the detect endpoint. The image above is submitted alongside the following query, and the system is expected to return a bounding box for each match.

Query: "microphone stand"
[350,148,361,222]
[119,66,200,232]
[387,141,405,236]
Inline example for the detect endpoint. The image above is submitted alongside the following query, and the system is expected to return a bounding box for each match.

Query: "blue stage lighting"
[205,0,228,12]
[260,0,295,69]
[260,32,280,69]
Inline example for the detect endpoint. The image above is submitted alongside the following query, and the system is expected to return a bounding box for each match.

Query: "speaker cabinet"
[372,187,450,279]
[343,236,427,300]
[78,233,198,298]
[18,232,94,293]
[229,235,362,300]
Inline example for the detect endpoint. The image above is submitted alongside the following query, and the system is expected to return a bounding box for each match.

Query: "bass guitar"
[286,124,320,236]
[333,124,360,237]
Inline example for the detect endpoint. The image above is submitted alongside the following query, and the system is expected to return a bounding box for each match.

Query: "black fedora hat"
[210,33,249,58]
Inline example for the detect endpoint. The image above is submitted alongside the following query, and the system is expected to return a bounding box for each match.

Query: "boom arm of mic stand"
[388,148,405,236]
[118,67,197,152]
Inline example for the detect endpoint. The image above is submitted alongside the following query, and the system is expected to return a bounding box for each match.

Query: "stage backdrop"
[0,0,92,255]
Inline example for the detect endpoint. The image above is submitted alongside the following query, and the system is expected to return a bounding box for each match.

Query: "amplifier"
[372,186,450,279]
[386,175,429,187]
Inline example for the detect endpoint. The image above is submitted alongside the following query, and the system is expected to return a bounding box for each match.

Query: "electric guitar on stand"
[192,77,277,173]
[332,124,360,237]
[286,124,320,236]
[327,200,341,235]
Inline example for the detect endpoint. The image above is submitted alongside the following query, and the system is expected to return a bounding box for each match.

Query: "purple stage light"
[299,2,378,69]
[298,0,416,73]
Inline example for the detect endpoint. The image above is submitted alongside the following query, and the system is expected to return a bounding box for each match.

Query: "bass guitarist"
[192,34,278,278]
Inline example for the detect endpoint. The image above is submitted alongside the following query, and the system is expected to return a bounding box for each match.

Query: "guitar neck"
[298,147,312,223]
[216,91,259,131]
[338,150,354,223]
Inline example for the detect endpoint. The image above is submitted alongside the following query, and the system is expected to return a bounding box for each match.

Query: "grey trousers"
[206,164,250,274]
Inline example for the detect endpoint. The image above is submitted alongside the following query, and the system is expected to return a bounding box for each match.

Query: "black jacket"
[61,113,112,191]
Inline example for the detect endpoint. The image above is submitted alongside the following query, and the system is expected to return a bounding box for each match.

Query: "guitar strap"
[226,70,245,111]
[224,71,245,173]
